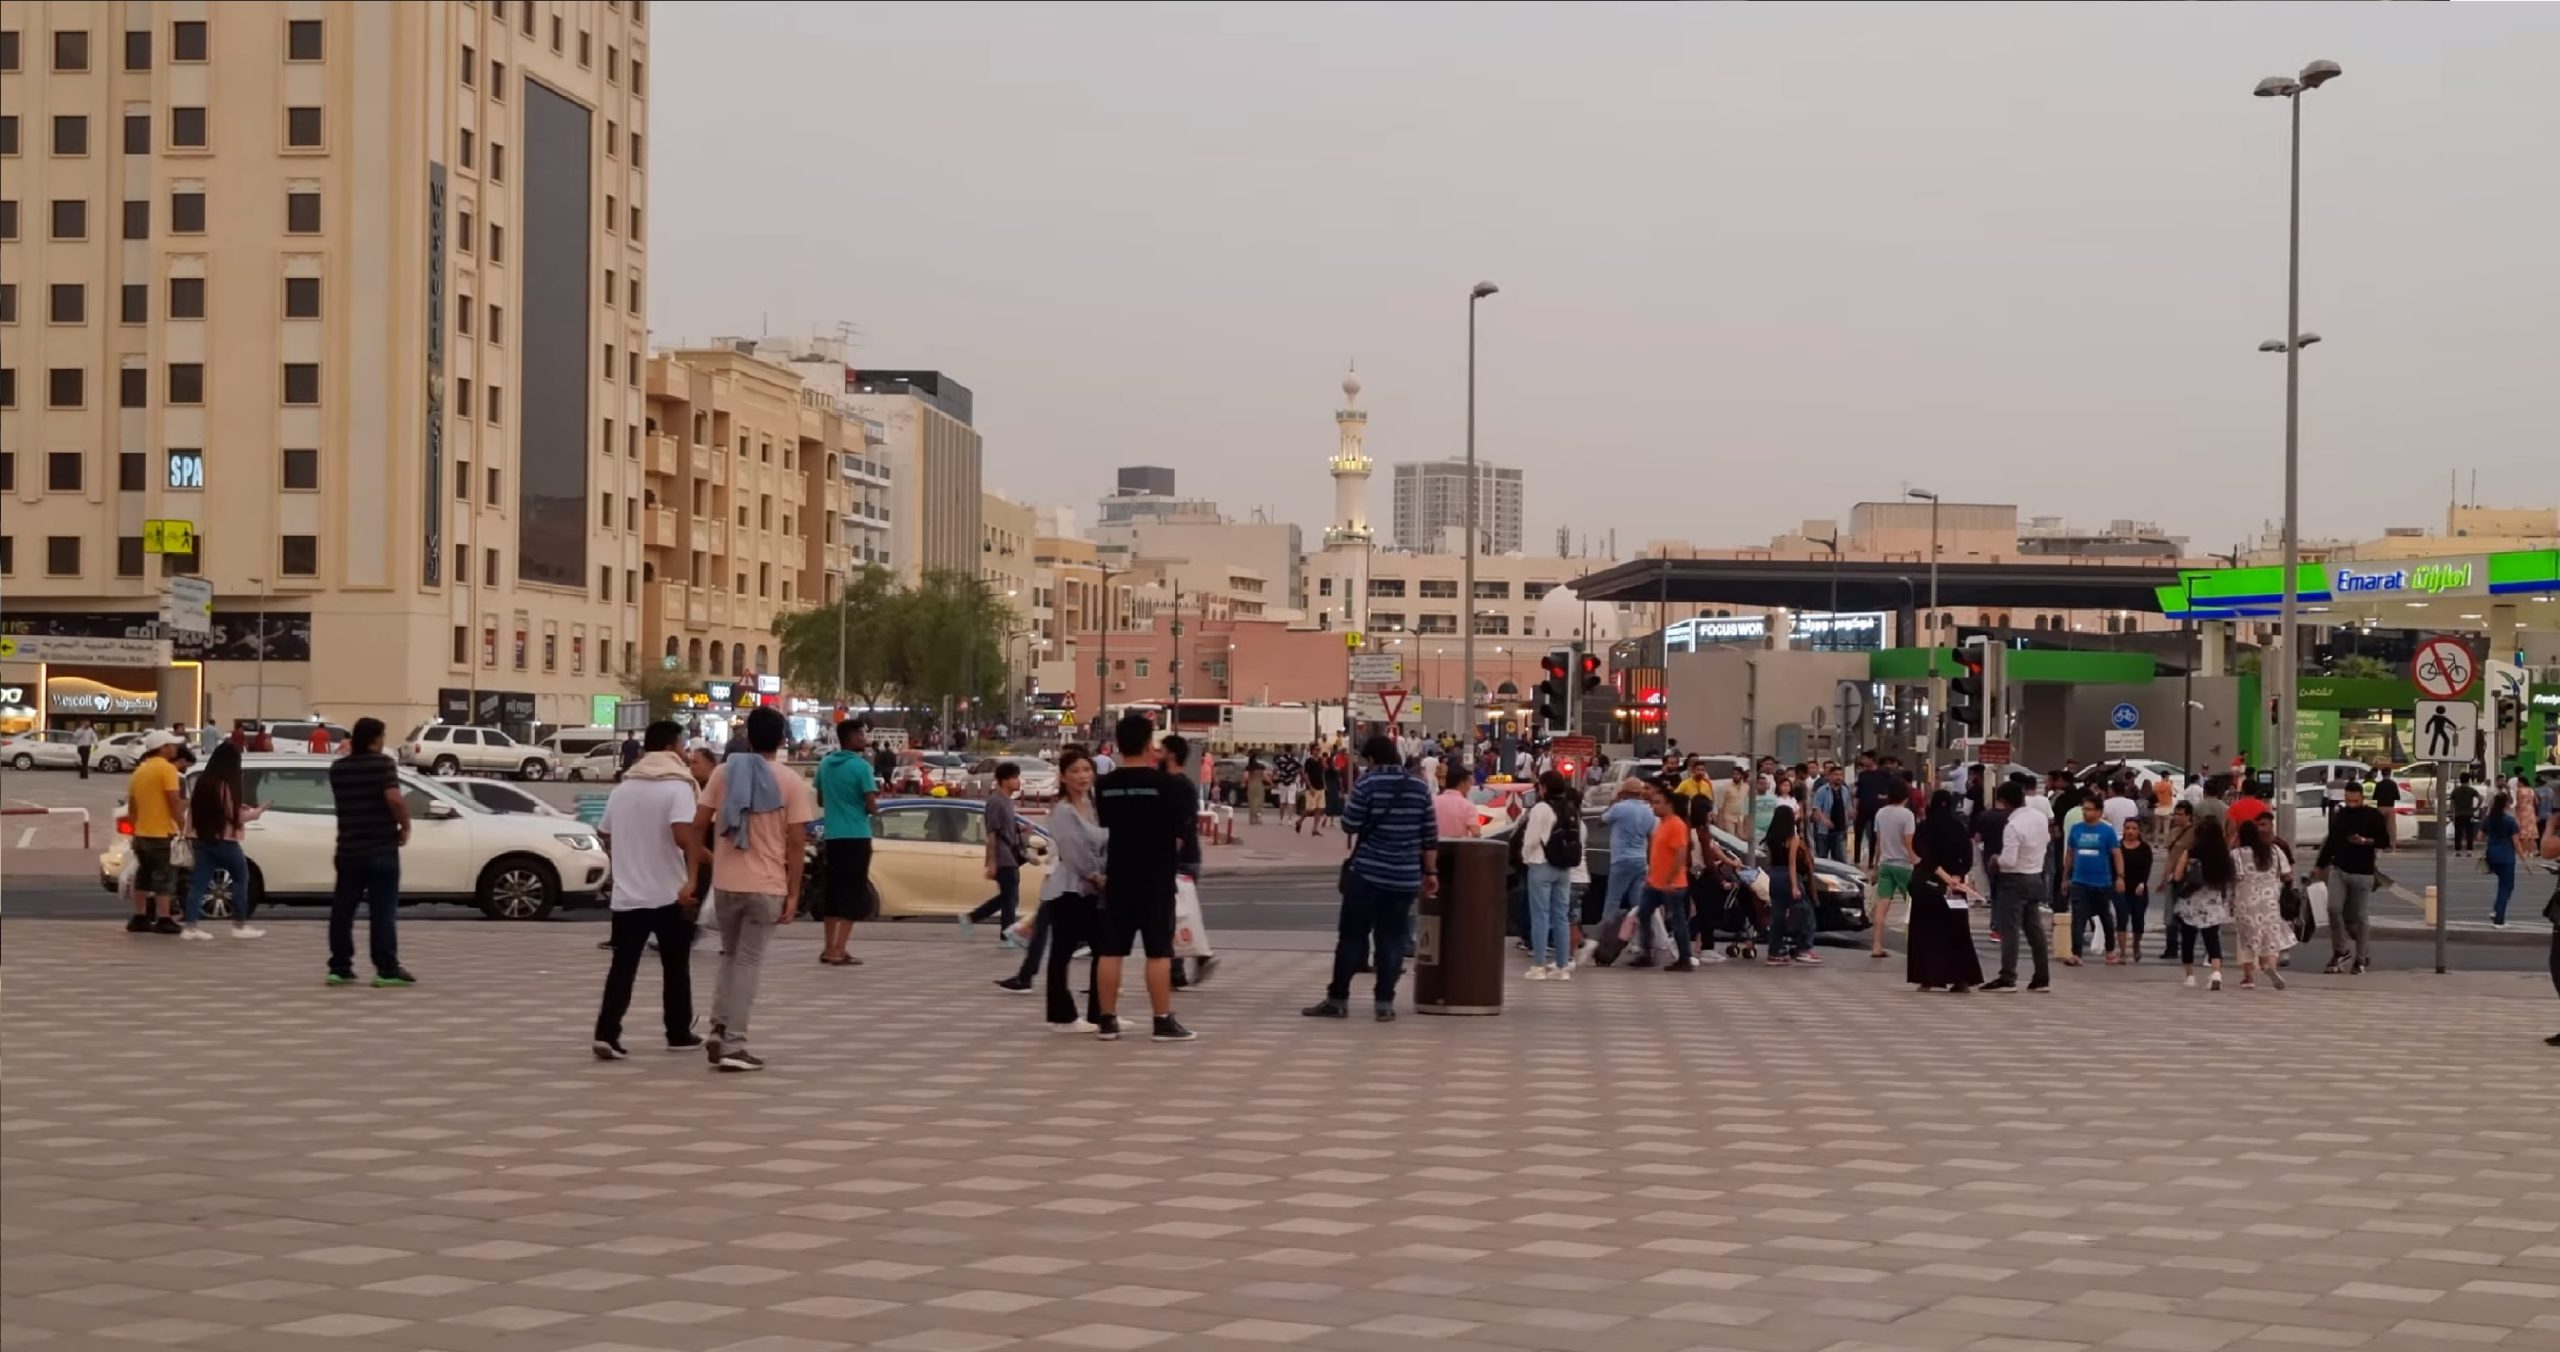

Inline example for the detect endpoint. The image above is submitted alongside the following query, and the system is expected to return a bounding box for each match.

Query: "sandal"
[2060,956,2084,967]
[2322,956,2348,975]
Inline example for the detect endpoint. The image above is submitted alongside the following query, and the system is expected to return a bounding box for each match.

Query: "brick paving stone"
[5,922,2558,1352]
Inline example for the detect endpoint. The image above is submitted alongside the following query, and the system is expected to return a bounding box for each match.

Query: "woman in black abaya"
[1906,789,1986,993]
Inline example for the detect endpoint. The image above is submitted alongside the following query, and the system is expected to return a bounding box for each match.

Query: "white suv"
[401,723,557,780]
[99,754,609,920]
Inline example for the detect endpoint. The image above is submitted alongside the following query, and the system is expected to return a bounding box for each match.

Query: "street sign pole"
[2434,776,2448,975]
[2408,639,2481,978]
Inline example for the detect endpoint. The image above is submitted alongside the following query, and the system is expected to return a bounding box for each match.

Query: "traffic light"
[1947,653,1984,734]
[1537,648,1571,733]
[1577,651,1602,699]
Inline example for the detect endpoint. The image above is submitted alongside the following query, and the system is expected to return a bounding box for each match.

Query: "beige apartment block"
[980,488,1032,614]
[641,347,856,683]
[0,0,651,736]
[846,370,981,584]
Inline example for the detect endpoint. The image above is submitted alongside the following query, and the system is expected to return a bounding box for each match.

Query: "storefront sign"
[2,612,309,662]
[0,634,173,665]
[590,694,622,726]
[47,677,159,716]
[2333,558,2482,597]
[1665,611,1887,652]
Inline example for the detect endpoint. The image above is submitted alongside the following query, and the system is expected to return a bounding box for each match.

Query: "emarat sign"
[2329,555,2489,599]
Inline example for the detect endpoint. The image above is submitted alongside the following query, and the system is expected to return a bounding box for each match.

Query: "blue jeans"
[2068,882,2118,957]
[329,850,402,978]
[2488,851,2517,924]
[1600,861,1646,929]
[1817,828,1846,863]
[1769,870,1815,957]
[1524,863,1573,966]
[969,865,1022,927]
[1635,883,1693,964]
[181,838,251,925]
[1327,872,1416,1010]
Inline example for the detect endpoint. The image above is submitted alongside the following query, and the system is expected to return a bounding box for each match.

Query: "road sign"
[1348,653,1402,684]
[2103,728,2146,754]
[141,519,196,555]
[2108,702,2141,731]
[613,699,652,733]
[1833,680,1866,731]
[160,576,215,635]
[1376,688,1409,726]
[2411,636,2478,700]
[2413,699,2477,763]
[0,634,173,664]
[1978,738,2013,766]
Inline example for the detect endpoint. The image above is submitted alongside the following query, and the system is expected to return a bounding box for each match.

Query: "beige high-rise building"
[640,347,856,685]
[847,370,981,584]
[0,0,651,736]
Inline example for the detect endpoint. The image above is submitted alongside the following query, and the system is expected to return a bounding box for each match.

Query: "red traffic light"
[1578,653,1600,676]
[1541,651,1569,680]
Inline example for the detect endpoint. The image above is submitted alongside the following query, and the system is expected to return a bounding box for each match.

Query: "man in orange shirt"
[1633,784,1699,972]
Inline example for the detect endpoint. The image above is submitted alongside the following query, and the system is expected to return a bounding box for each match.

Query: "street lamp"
[2254,57,2342,848]
[1905,489,1942,764]
[246,575,269,728]
[1808,531,1842,651]
[1462,280,1498,756]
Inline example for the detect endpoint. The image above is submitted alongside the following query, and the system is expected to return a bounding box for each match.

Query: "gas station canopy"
[2153,549,2560,632]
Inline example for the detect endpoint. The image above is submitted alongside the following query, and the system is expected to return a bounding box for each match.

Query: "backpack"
[1546,798,1583,864]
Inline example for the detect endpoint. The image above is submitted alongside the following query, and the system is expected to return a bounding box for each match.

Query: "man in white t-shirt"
[1866,780,1919,960]
[592,720,706,1060]
[2101,782,2141,834]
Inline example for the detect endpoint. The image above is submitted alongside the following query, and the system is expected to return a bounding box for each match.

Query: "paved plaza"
[4,920,2559,1352]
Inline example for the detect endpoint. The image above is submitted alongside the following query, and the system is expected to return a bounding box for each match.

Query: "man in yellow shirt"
[126,732,188,934]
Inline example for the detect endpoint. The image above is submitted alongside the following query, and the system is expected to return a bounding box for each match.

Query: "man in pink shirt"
[688,707,817,1072]
[1432,763,1481,840]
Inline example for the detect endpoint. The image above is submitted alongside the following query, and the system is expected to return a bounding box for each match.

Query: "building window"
[1,536,14,574]
[0,451,11,486]
[1473,580,1510,600]
[1472,614,1510,636]
[459,128,474,168]
[485,385,502,425]
[488,223,504,262]
[123,113,149,154]
[631,59,645,96]
[605,195,617,233]
[50,198,86,240]
[0,283,12,322]
[578,30,591,65]
[168,276,205,319]
[0,117,14,156]
[0,199,14,239]
[122,198,147,239]
[453,625,469,664]
[484,548,498,586]
[162,530,203,576]
[455,377,473,418]
[122,29,148,71]
[286,190,319,233]
[171,107,207,148]
[117,536,145,577]
[630,131,644,167]
[490,60,506,100]
[608,46,621,82]
[1523,581,1554,601]
[628,273,641,311]
[286,19,322,62]
[457,294,474,335]
[457,207,474,252]
[489,141,505,182]
[1417,579,1457,599]
[167,362,204,404]
[1134,660,1151,678]
[283,363,319,404]
[167,450,204,489]
[116,452,145,492]
[54,29,89,72]
[485,466,500,504]
[47,451,84,491]
[52,114,87,156]
[1367,578,1406,598]
[551,15,564,50]
[47,368,84,408]
[171,20,207,62]
[455,458,470,497]
[170,190,206,233]
[598,564,612,599]
[1,31,17,71]
[48,283,84,324]
[282,448,318,489]
[281,535,317,576]
[119,367,146,407]
[47,536,82,576]
[284,276,320,317]
[461,45,476,86]
[121,284,145,324]
[285,107,322,148]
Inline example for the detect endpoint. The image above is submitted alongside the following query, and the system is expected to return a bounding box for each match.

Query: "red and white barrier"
[1,805,92,850]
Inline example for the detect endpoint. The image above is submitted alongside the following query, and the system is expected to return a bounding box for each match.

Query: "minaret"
[1323,367,1371,551]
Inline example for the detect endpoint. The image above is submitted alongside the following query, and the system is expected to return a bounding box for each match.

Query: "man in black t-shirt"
[1091,715,1197,1043]
[328,717,414,987]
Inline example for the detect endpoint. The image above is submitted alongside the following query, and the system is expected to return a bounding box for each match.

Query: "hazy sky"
[651,2,2558,558]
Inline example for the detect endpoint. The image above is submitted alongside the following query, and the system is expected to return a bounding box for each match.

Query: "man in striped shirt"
[1305,734,1439,1022]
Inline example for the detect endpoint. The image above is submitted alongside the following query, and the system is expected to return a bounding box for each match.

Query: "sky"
[648,2,2559,560]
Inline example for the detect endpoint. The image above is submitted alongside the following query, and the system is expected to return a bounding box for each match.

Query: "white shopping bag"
[1173,876,1213,958]
[116,846,139,902]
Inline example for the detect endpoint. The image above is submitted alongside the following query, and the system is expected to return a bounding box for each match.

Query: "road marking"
[15,827,34,848]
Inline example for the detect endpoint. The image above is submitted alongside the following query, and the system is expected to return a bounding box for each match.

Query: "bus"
[1110,700,1232,736]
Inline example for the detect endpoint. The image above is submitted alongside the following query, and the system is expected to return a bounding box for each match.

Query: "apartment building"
[846,369,981,584]
[0,0,651,735]
[641,347,856,681]
[981,489,1033,613]
[729,333,893,570]
[1392,457,1524,555]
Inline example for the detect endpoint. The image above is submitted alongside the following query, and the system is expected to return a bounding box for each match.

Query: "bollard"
[1415,838,1508,1015]
[2423,884,2438,926]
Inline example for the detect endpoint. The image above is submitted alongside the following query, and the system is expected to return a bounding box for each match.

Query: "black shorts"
[820,838,875,921]
[132,836,176,895]
[1096,888,1176,960]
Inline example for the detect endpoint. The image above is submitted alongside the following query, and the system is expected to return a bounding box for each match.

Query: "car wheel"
[189,864,265,921]
[565,766,585,782]
[8,753,33,771]
[432,756,462,778]
[475,855,560,920]
[97,756,124,774]
[518,758,549,782]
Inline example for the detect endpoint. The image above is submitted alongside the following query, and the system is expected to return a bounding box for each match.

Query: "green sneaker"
[325,972,354,986]
[371,971,418,988]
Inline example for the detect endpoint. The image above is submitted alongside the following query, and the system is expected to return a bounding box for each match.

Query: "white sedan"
[2,732,88,771]
[90,732,155,774]
[100,754,609,920]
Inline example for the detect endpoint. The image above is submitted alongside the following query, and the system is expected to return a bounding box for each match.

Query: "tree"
[773,566,898,708]
[2329,654,2391,680]
[769,567,1009,730]
[617,662,699,722]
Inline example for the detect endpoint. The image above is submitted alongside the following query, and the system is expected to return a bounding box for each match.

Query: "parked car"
[261,720,353,755]
[90,732,154,774]
[399,723,557,781]
[98,754,608,920]
[562,746,626,781]
[449,778,573,819]
[2289,783,2416,842]
[1,730,88,771]
[1580,804,1871,937]
[540,727,626,764]
[799,795,1053,919]
[2075,760,2187,796]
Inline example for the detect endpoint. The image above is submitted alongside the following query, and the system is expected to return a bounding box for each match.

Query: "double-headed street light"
[1905,488,1942,765]
[2254,58,2342,847]
[1461,280,1499,756]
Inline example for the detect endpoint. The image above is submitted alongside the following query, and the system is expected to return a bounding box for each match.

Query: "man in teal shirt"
[813,720,880,966]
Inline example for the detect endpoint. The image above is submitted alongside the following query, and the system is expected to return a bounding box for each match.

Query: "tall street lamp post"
[1905,489,1942,768]
[1462,280,1498,758]
[2255,58,2341,848]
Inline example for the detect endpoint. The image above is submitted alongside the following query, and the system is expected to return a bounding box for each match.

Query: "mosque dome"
[1532,583,1626,644]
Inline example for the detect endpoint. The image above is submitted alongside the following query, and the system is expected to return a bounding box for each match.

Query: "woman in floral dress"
[2229,816,2295,990]
[2172,822,2235,991]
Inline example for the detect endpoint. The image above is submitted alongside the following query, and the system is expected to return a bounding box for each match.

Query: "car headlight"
[1814,873,1861,897]
[555,833,599,851]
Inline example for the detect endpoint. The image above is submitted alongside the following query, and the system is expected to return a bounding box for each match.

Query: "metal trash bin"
[1414,838,1508,1016]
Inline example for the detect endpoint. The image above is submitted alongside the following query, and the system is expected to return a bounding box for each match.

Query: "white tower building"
[1324,370,1373,551]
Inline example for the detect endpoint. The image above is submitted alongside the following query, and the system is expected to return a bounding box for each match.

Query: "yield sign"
[1376,688,1409,726]
[2411,636,2477,701]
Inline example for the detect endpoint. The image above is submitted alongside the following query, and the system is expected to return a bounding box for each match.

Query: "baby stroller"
[1696,862,1767,960]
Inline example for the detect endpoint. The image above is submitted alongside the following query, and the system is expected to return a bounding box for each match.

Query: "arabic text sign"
[0,634,174,665]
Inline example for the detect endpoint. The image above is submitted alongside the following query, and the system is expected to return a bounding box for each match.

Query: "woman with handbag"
[2229,817,2295,990]
[1906,789,1985,993]
[179,741,265,940]
[2172,818,2236,991]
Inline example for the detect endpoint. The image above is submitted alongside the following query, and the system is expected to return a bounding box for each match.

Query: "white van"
[540,727,625,761]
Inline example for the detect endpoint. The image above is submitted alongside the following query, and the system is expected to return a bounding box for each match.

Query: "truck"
[1213,704,1317,751]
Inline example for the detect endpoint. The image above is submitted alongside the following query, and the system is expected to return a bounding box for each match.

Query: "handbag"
[171,835,196,872]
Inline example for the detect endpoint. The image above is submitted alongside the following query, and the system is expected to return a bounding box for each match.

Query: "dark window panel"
[47,536,83,576]
[282,448,319,489]
[47,368,85,408]
[122,29,149,71]
[171,107,207,148]
[48,451,86,491]
[54,29,88,71]
[118,452,145,491]
[117,536,146,577]
[121,284,146,324]
[281,536,318,576]
[168,276,205,319]
[171,20,206,62]
[49,283,84,323]
[171,191,205,232]
[122,198,147,238]
[168,362,205,404]
[286,190,319,233]
[123,112,149,154]
[119,367,147,407]
[285,106,321,148]
[284,276,321,318]
[287,19,322,61]
[283,363,320,405]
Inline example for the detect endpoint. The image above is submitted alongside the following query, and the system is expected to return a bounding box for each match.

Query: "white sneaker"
[1576,939,1599,965]
[1523,965,1550,981]
[1553,964,1572,982]
[2208,970,2223,991]
[228,925,266,940]
[1051,1020,1097,1034]
[179,925,214,942]
[2181,974,2197,989]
